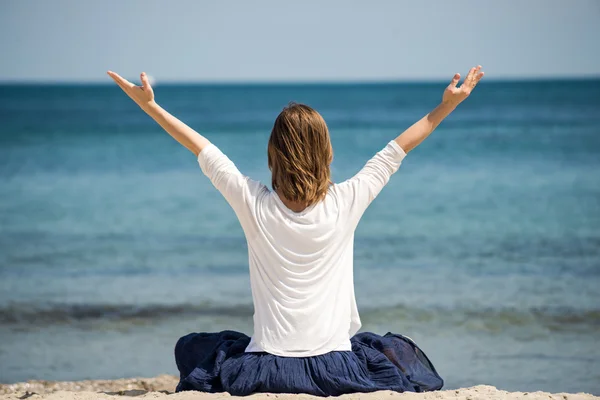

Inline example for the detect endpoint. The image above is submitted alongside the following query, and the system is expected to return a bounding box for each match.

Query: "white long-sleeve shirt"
[198,140,406,357]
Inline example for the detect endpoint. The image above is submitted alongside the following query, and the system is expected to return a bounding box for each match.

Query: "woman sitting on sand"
[108,66,484,397]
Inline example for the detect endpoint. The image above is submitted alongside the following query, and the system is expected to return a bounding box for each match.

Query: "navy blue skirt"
[175,330,443,397]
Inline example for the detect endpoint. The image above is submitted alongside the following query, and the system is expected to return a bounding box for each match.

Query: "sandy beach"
[1,375,598,400]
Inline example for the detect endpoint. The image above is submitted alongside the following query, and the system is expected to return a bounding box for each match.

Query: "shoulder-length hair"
[268,103,333,206]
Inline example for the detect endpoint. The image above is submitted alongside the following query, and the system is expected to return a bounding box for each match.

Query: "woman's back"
[198,140,406,356]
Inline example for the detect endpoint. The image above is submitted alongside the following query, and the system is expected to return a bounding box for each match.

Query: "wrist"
[141,101,159,114]
[441,99,460,109]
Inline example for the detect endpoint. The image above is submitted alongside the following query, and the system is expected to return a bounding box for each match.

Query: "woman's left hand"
[107,71,155,110]
[442,66,484,106]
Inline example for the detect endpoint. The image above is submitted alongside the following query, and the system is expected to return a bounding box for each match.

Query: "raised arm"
[395,66,484,153]
[107,71,210,156]
[335,66,485,225]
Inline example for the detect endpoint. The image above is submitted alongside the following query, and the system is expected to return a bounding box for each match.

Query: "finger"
[448,73,460,88]
[108,71,134,87]
[461,67,476,87]
[475,71,484,84]
[109,77,128,93]
[140,72,151,91]
[107,71,129,92]
[107,71,134,90]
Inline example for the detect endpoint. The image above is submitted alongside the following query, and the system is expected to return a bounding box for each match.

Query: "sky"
[1,0,599,83]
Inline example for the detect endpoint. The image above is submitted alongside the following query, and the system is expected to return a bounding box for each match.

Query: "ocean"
[0,79,599,394]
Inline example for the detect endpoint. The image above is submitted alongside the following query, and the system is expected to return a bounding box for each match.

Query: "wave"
[0,302,254,324]
[359,304,600,334]
[1,301,598,334]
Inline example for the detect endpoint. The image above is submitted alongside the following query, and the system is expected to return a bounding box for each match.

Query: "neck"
[275,189,309,213]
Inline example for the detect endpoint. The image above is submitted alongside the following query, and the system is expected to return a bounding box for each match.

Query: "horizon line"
[0,74,599,86]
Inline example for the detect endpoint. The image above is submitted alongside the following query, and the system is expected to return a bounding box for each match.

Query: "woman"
[107,66,484,396]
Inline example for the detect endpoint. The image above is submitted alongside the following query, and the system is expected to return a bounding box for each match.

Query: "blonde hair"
[268,103,333,206]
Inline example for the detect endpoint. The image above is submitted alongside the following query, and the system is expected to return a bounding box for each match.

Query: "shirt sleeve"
[198,144,261,234]
[335,140,407,226]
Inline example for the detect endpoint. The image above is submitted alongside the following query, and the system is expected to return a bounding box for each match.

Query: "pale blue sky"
[1,0,599,82]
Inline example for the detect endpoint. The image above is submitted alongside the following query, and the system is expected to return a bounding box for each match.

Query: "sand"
[0,375,597,400]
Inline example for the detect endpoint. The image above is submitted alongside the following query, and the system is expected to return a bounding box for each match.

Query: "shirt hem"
[388,140,407,161]
[245,340,353,357]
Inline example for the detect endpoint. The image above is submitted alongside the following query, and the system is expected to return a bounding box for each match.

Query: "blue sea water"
[0,80,599,394]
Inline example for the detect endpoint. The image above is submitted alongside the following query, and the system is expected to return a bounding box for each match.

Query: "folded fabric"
[175,330,443,397]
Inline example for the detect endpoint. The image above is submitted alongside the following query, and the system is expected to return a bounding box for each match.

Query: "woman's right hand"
[107,71,156,111]
[442,66,484,106]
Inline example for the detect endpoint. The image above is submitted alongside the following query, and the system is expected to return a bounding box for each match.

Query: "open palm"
[443,65,484,105]
[107,71,155,109]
